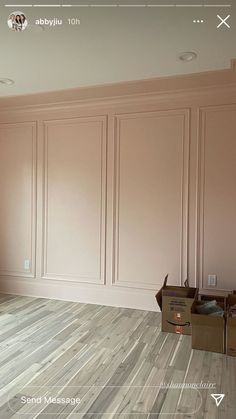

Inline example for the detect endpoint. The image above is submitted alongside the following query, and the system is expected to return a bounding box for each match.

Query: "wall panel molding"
[41,116,107,285]
[0,66,236,309]
[0,121,37,278]
[112,109,190,290]
[197,104,236,290]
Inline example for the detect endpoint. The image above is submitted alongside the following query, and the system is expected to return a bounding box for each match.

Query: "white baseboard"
[0,276,159,312]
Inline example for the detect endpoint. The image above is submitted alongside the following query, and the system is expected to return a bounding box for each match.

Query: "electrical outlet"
[208,274,217,287]
[24,259,30,271]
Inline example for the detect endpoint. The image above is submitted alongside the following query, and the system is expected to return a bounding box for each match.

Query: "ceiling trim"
[0,59,236,111]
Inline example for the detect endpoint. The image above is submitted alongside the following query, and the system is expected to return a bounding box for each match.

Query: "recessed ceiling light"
[178,52,197,62]
[0,78,14,86]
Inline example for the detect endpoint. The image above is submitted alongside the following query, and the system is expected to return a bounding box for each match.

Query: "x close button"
[217,15,231,29]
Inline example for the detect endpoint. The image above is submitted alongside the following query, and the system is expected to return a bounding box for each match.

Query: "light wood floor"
[0,294,235,418]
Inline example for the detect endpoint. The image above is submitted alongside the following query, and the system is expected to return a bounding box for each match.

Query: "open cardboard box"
[156,276,236,351]
[195,290,236,356]
[226,293,236,357]
[191,299,226,354]
[156,275,198,335]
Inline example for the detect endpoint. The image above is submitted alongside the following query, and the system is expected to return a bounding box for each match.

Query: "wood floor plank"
[0,294,235,419]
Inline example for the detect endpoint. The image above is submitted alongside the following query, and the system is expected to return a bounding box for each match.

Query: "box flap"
[155,275,197,310]
[227,294,236,308]
[155,274,168,311]
[184,278,189,287]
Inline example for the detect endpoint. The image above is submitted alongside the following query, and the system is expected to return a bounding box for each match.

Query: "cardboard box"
[156,275,198,335]
[198,289,229,307]
[226,294,236,357]
[191,300,225,354]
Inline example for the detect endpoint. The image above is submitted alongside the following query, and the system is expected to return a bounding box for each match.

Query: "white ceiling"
[0,0,235,96]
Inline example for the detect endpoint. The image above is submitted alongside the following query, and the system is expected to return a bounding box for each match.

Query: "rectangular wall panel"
[0,122,36,278]
[42,117,107,284]
[113,110,189,289]
[198,105,236,290]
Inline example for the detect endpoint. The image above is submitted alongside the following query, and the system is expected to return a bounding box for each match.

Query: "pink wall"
[0,61,236,310]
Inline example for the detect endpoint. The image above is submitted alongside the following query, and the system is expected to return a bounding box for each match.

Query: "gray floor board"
[0,294,235,418]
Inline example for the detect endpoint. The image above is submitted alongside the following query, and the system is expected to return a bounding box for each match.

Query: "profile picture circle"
[8,11,28,32]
